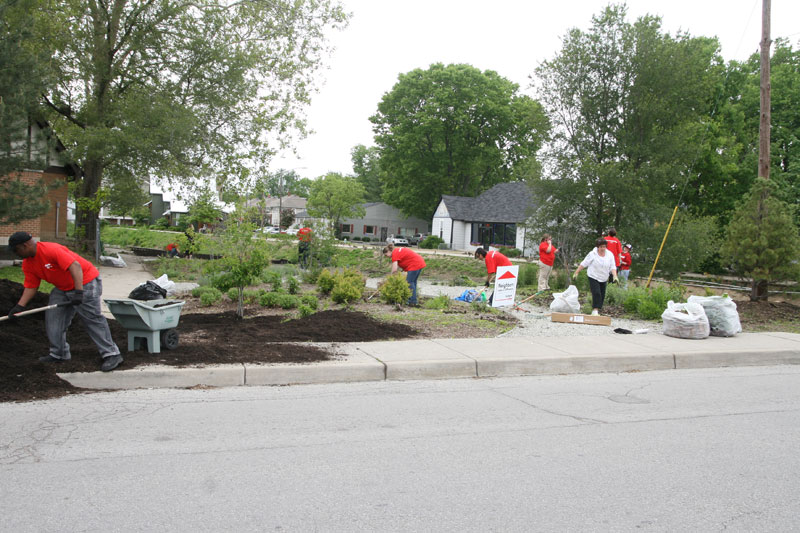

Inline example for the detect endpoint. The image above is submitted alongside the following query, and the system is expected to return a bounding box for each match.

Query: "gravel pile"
[367,278,664,338]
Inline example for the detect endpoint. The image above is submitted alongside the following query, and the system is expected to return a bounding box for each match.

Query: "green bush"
[451,274,474,286]
[262,270,282,291]
[192,285,218,298]
[317,268,336,295]
[243,289,263,304]
[287,275,300,295]
[199,287,223,306]
[276,293,299,309]
[298,304,315,318]
[420,235,444,249]
[300,293,319,310]
[519,263,538,287]
[227,287,238,301]
[505,248,523,257]
[636,299,664,320]
[380,273,412,304]
[258,291,281,308]
[331,269,365,304]
[423,294,451,310]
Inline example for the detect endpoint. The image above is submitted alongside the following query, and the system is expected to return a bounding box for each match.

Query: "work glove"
[68,290,84,305]
[572,271,579,280]
[7,304,25,321]
[612,274,619,284]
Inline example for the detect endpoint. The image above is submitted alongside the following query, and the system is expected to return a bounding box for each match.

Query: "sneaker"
[39,355,65,363]
[100,354,124,372]
[591,309,599,316]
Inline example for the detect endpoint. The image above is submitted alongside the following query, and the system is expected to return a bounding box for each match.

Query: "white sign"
[492,265,519,308]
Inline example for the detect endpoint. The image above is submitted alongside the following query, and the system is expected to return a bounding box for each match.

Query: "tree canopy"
[371,63,549,221]
[22,0,347,245]
[306,173,365,237]
[350,145,384,202]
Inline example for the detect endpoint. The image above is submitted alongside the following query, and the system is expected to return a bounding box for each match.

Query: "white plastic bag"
[550,285,580,314]
[151,274,177,296]
[99,253,127,268]
[687,295,742,337]
[661,300,710,339]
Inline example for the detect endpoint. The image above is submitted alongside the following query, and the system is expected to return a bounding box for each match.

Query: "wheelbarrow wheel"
[160,328,179,350]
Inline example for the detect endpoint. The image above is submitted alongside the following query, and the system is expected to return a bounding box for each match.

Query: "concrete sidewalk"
[58,331,800,391]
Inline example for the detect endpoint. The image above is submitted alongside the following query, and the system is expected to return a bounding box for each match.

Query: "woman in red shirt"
[537,234,557,291]
[383,243,426,306]
[474,247,511,305]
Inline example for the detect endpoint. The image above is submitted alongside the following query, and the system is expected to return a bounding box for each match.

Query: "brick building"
[1,121,71,249]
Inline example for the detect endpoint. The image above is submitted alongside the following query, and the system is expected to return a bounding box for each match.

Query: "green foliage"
[609,285,684,320]
[379,273,412,304]
[0,177,58,225]
[286,275,300,295]
[371,63,550,220]
[636,299,664,320]
[153,217,170,230]
[533,4,721,236]
[450,274,474,286]
[306,173,366,236]
[300,293,319,310]
[518,263,539,287]
[227,287,238,300]
[330,268,365,304]
[204,207,270,318]
[258,291,280,308]
[423,294,451,310]
[351,144,385,202]
[187,188,224,228]
[721,178,800,299]
[275,293,299,309]
[0,266,55,293]
[504,248,523,258]
[298,304,315,318]
[199,287,223,306]
[317,268,336,295]
[420,235,444,249]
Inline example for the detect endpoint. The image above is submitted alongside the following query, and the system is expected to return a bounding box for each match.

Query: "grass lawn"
[0,266,54,293]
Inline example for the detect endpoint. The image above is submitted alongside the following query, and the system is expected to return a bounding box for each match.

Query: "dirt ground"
[0,279,419,403]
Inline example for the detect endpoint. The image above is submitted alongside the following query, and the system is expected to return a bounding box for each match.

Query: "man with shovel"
[6,231,123,372]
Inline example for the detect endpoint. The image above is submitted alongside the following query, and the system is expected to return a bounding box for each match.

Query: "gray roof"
[441,182,533,223]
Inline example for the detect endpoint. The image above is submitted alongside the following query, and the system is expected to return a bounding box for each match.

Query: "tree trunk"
[750,279,769,301]
[75,160,104,254]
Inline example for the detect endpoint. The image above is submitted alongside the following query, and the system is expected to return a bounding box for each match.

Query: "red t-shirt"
[484,250,511,274]
[391,247,426,272]
[297,227,312,242]
[166,243,177,251]
[538,241,557,266]
[619,251,631,271]
[22,241,99,291]
[605,236,622,266]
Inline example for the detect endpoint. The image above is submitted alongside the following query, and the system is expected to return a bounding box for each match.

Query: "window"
[340,224,353,234]
[471,222,516,247]
[364,225,376,235]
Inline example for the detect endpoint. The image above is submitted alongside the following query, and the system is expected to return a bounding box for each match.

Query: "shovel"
[512,290,545,312]
[0,302,73,323]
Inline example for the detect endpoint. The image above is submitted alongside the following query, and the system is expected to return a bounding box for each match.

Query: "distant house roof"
[440,182,533,223]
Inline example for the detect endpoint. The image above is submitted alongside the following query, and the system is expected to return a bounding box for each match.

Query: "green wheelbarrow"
[104,298,186,353]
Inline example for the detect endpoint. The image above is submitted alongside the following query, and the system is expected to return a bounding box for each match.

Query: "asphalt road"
[2,366,799,532]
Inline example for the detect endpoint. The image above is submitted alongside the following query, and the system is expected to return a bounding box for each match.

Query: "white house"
[432,182,535,255]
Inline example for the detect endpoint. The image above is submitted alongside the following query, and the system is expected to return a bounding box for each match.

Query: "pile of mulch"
[735,299,800,328]
[0,279,418,403]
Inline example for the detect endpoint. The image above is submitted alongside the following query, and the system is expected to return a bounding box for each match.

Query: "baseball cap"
[7,231,32,252]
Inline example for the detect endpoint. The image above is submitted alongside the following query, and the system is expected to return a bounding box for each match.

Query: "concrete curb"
[57,332,800,391]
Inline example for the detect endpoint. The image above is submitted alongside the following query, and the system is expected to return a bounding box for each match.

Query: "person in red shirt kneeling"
[474,247,511,305]
[383,243,426,306]
[7,231,123,372]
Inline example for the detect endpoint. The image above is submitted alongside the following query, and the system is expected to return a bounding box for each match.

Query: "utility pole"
[758,0,771,180]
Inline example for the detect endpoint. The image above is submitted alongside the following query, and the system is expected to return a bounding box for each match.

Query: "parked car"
[407,233,429,246]
[258,226,281,234]
[387,235,410,246]
[284,227,299,236]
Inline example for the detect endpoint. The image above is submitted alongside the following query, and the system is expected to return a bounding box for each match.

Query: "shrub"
[258,292,281,308]
[261,269,282,292]
[505,248,523,257]
[199,287,223,306]
[420,235,444,249]
[302,267,322,284]
[300,293,319,310]
[636,299,664,320]
[451,274,474,286]
[331,269,365,304]
[380,273,412,304]
[423,294,451,310]
[192,285,218,298]
[317,268,336,295]
[243,289,262,304]
[519,263,538,287]
[286,275,300,295]
[276,293,299,309]
[227,287,238,301]
[298,304,315,318]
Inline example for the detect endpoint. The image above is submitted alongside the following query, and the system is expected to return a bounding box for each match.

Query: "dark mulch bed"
[0,279,418,403]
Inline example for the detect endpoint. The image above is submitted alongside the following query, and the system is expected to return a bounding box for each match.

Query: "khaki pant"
[537,260,553,291]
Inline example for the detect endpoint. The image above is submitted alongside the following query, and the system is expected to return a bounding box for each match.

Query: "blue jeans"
[406,269,422,305]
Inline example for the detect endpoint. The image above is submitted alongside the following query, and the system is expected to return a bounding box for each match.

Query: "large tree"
[350,144,384,202]
[27,0,347,248]
[0,0,59,224]
[306,172,365,237]
[370,63,549,221]
[532,4,721,237]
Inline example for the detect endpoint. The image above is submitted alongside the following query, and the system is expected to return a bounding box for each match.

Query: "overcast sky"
[269,0,800,180]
